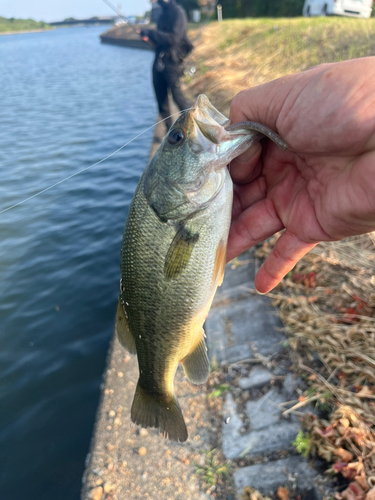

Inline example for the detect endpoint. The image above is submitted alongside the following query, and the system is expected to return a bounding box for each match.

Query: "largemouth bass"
[116,95,287,441]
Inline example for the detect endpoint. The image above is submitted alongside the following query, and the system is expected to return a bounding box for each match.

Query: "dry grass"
[185,17,375,116]
[257,235,375,491]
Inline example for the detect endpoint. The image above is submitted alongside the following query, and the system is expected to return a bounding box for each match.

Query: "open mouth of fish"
[192,94,288,155]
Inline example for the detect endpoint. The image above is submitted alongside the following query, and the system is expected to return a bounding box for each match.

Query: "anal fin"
[181,332,209,385]
[115,296,136,355]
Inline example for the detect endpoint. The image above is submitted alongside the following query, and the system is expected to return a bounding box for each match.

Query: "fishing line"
[0,109,193,216]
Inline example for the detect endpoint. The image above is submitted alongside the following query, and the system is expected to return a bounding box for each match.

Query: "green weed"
[194,448,231,487]
[293,430,311,458]
[207,383,229,399]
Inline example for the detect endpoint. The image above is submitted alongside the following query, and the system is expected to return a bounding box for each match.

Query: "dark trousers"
[152,61,192,130]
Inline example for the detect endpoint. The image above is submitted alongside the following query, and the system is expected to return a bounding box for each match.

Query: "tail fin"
[131,383,188,442]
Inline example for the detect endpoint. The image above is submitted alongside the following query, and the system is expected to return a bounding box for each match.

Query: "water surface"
[0,26,156,499]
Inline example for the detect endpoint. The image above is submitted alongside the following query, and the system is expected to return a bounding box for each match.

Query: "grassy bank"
[186,17,375,115]
[0,16,51,34]
[185,17,375,497]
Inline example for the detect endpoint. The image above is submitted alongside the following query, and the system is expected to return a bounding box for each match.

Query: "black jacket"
[142,0,188,63]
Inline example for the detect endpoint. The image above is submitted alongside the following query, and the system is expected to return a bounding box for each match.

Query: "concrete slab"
[205,294,284,365]
[234,456,318,496]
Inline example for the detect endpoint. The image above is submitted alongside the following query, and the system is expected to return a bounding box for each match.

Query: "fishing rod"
[101,0,144,37]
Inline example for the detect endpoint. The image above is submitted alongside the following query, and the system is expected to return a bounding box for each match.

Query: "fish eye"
[168,128,185,146]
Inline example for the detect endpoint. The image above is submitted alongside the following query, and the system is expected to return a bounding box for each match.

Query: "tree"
[178,0,200,13]
[219,0,305,18]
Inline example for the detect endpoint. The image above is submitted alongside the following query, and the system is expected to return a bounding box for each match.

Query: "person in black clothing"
[140,0,192,131]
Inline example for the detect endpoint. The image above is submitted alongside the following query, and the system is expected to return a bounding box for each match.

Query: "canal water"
[0,26,156,499]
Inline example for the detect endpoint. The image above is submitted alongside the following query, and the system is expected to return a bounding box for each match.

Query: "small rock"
[95,478,103,486]
[107,462,114,471]
[138,446,147,456]
[108,410,116,418]
[117,371,124,378]
[87,486,103,500]
[113,417,121,426]
[121,461,127,468]
[224,417,231,424]
[241,390,250,401]
[142,472,148,480]
[106,443,115,452]
[139,428,148,437]
[103,482,115,494]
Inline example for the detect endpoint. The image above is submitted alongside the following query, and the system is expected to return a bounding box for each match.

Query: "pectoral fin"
[164,224,199,279]
[181,332,209,385]
[213,239,227,288]
[115,297,136,355]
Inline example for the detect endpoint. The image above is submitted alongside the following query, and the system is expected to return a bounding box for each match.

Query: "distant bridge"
[49,17,115,26]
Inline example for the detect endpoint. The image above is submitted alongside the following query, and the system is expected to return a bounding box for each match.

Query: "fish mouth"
[191,95,255,164]
[193,94,230,144]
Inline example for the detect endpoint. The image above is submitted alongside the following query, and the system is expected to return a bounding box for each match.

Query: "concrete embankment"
[100,25,152,51]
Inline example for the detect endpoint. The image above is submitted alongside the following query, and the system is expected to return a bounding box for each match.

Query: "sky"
[0,0,150,23]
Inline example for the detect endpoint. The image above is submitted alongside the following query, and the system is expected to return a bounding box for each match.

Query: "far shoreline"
[0,28,53,36]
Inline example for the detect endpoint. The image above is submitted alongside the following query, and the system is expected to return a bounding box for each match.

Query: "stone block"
[222,392,300,460]
[234,456,318,496]
[238,366,274,390]
[223,420,300,459]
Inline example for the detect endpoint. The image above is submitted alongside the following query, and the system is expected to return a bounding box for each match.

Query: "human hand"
[228,57,375,293]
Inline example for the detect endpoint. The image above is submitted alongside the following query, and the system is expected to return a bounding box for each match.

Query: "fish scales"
[120,171,232,385]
